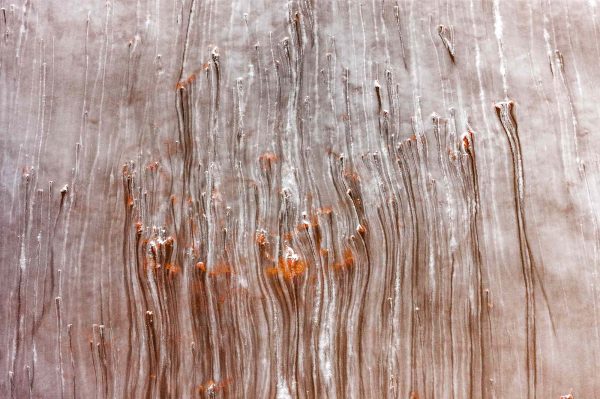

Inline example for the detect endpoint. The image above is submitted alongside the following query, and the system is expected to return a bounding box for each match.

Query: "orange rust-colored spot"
[296,222,309,232]
[198,378,231,396]
[267,257,307,281]
[332,262,346,271]
[310,213,319,227]
[356,224,367,235]
[198,379,216,395]
[146,161,159,171]
[165,263,181,274]
[255,231,267,246]
[447,147,458,161]
[127,196,134,206]
[170,195,177,204]
[175,73,197,90]
[281,257,307,280]
[259,152,278,162]
[333,247,354,272]
[410,391,420,399]
[343,248,354,268]
[196,262,206,272]
[319,248,329,257]
[462,135,471,151]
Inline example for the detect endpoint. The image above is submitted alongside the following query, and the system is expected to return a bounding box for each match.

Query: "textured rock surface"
[1,0,598,398]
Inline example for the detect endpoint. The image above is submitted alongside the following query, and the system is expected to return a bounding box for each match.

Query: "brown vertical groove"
[495,101,538,399]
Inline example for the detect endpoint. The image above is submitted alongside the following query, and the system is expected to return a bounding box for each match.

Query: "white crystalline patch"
[319,328,333,382]
[276,378,292,399]
[284,246,299,261]
[19,242,26,270]
[493,0,503,41]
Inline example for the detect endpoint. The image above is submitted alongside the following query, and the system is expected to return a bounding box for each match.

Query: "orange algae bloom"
[278,257,306,280]
[267,247,306,280]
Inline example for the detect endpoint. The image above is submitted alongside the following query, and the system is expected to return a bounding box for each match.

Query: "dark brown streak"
[495,100,538,399]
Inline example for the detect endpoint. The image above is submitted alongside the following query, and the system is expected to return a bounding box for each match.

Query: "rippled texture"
[1,0,598,398]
